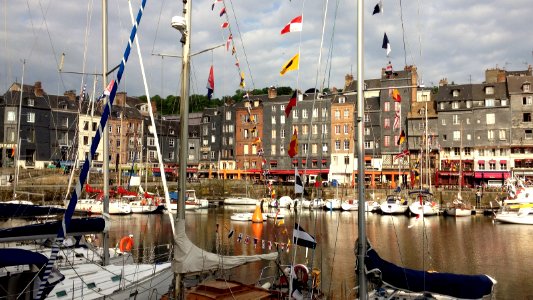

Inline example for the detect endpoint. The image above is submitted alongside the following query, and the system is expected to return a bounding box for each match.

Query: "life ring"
[119,235,134,252]
[293,264,309,285]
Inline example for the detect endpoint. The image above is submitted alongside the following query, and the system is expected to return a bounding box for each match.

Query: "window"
[228,137,233,145]
[244,145,249,155]
[440,102,445,110]
[523,83,531,92]
[312,143,318,154]
[524,113,532,122]
[384,102,390,111]
[271,115,276,124]
[189,142,195,149]
[452,101,459,109]
[312,124,318,135]
[7,111,15,122]
[334,110,341,119]
[302,109,308,119]
[228,125,234,133]
[524,96,533,105]
[27,98,34,106]
[322,143,328,153]
[485,86,494,95]
[453,131,460,141]
[281,129,285,138]
[116,125,121,134]
[344,140,350,150]
[343,109,349,118]
[226,111,231,120]
[169,138,175,147]
[271,145,276,155]
[489,162,496,170]
[202,139,209,147]
[499,130,506,140]
[384,135,390,147]
[453,115,459,125]
[335,125,341,134]
[442,134,447,141]
[344,156,350,165]
[501,162,507,169]
[313,108,318,118]
[335,140,341,150]
[466,100,472,108]
[252,144,257,155]
[280,104,285,112]
[211,135,216,143]
[322,108,328,118]
[364,127,371,135]
[338,96,346,103]
[501,99,507,106]
[364,141,372,149]
[280,115,285,124]
[116,139,120,147]
[344,124,349,134]
[322,124,328,135]
[243,129,249,139]
[83,136,89,146]
[364,114,370,122]
[271,129,277,138]
[27,112,35,123]
[478,162,485,170]
[394,102,400,111]
[486,113,495,125]
[302,143,308,154]
[485,99,495,107]
[453,147,460,155]
[466,117,471,125]
[525,129,533,139]
[292,109,298,119]
[384,118,391,128]
[452,90,459,97]
[467,134,472,140]
[280,144,285,155]
[464,147,471,155]
[487,130,494,140]
[441,118,446,126]
[271,106,277,113]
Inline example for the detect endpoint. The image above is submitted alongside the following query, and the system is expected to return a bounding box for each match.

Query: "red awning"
[186,168,198,173]
[292,159,298,163]
[270,160,277,164]
[153,168,174,173]
[463,171,474,176]
[439,171,451,176]
[269,169,329,175]
[489,160,496,164]
[312,159,318,162]
[477,160,485,164]
[245,169,262,174]
[302,159,307,163]
[500,160,507,164]
[485,172,502,179]
[322,159,327,163]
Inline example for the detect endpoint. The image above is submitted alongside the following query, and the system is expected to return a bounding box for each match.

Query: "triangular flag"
[285,90,297,117]
[288,129,298,158]
[280,53,299,75]
[239,72,245,88]
[392,88,401,102]
[237,233,243,242]
[221,22,229,28]
[293,223,317,249]
[226,34,232,51]
[227,229,234,238]
[281,15,303,34]
[219,7,226,17]
[295,168,304,194]
[104,79,115,96]
[382,33,391,56]
[397,130,406,145]
[372,0,383,15]
[206,65,214,100]
[211,0,222,10]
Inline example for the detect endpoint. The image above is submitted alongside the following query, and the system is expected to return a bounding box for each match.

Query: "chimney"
[344,74,354,90]
[268,86,277,99]
[115,91,127,106]
[439,78,448,86]
[64,90,77,101]
[33,81,44,97]
[151,100,158,114]
[331,87,338,95]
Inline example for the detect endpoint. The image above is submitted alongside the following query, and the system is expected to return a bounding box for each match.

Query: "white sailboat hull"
[324,199,342,210]
[495,209,533,225]
[445,207,472,217]
[379,201,409,214]
[67,199,132,215]
[409,201,439,216]
[223,197,258,205]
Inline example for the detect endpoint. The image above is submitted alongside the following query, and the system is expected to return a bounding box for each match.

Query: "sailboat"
[353,1,496,298]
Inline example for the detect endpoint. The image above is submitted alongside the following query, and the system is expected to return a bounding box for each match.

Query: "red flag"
[288,129,298,158]
[285,90,297,117]
[221,22,229,28]
[393,149,409,160]
[281,15,303,35]
[392,88,401,102]
[206,65,214,100]
[104,79,115,96]
[219,7,226,17]
[226,34,232,51]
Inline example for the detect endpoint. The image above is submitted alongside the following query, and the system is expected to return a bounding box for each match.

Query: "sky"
[1,0,532,100]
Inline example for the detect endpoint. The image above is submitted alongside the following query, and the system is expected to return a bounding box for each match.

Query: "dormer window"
[253,100,260,107]
[485,86,494,95]
[27,98,34,106]
[338,96,346,104]
[452,90,459,97]
[523,82,531,92]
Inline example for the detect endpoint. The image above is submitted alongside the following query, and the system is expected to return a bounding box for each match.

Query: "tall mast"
[356,0,367,297]
[101,0,110,266]
[13,60,24,199]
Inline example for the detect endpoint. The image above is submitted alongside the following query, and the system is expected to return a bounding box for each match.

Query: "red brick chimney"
[268,86,277,99]
[64,90,76,101]
[115,92,127,106]
[33,81,44,97]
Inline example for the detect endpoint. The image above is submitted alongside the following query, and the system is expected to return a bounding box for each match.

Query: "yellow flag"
[280,53,299,75]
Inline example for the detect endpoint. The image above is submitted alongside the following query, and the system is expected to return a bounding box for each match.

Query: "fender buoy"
[293,264,309,285]
[119,235,134,252]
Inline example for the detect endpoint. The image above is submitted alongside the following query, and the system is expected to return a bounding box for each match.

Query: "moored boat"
[379,194,409,215]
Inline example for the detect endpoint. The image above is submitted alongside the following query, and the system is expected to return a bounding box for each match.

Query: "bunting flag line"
[240,71,245,88]
[397,129,406,145]
[372,0,383,15]
[244,235,250,244]
[80,83,87,102]
[237,233,243,242]
[221,22,229,28]
[285,90,297,117]
[293,223,317,249]
[262,239,266,249]
[226,34,232,51]
[295,168,304,194]
[288,129,298,158]
[211,0,222,10]
[257,147,264,156]
[394,149,410,160]
[228,229,234,238]
[281,15,303,35]
[253,137,261,145]
[280,53,299,75]
[392,88,401,102]
[219,7,226,17]
[206,65,214,100]
[382,33,391,56]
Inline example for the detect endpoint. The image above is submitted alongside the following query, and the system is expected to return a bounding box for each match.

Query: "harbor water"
[90,207,529,299]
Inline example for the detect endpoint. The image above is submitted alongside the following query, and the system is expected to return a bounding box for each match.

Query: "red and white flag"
[226,34,232,51]
[393,110,400,129]
[281,15,303,35]
[104,79,115,96]
[221,22,229,28]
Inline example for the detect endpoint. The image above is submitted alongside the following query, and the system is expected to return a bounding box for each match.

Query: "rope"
[35,1,147,298]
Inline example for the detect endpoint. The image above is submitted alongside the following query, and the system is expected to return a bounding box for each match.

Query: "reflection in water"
[90,209,533,298]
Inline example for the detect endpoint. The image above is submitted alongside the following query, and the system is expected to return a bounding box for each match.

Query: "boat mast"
[13,60,24,200]
[102,0,110,266]
[356,0,367,297]
[174,0,192,295]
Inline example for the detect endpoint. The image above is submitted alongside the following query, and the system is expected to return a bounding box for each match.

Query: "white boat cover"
[172,220,278,273]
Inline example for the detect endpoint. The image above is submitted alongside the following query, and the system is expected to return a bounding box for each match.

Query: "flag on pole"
[285,90,297,117]
[221,22,229,28]
[288,129,298,158]
[397,130,406,145]
[281,15,303,34]
[293,223,316,249]
[104,79,115,96]
[392,88,401,102]
[394,149,410,160]
[295,168,304,194]
[226,34,232,51]
[219,7,226,17]
[280,53,299,75]
[206,65,214,100]
[372,0,383,15]
[382,33,391,56]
